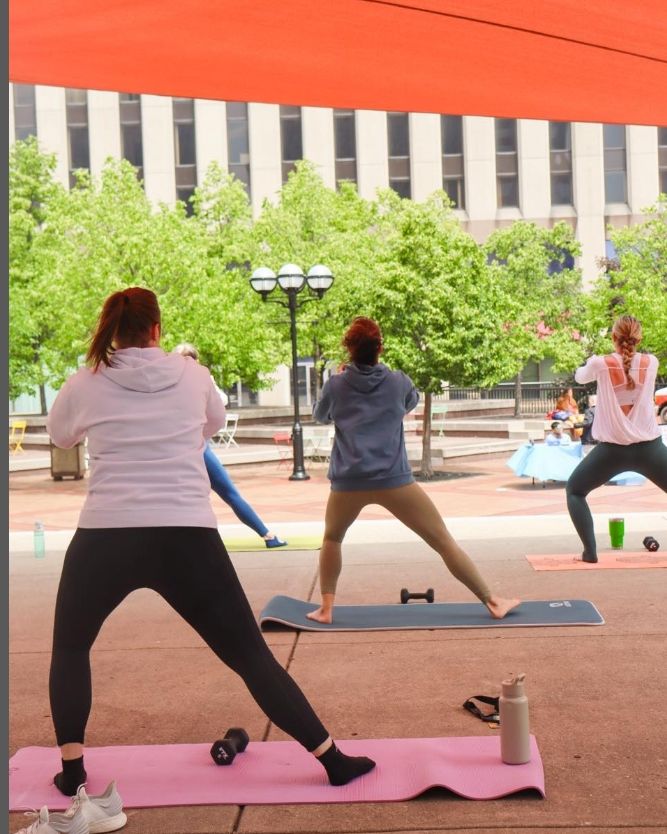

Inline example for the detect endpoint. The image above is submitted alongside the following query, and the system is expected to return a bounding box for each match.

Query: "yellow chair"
[9,419,27,454]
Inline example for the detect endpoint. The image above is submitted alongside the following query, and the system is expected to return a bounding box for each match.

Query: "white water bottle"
[33,521,45,559]
[500,672,531,764]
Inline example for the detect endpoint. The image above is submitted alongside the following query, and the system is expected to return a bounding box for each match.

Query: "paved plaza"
[9,455,667,833]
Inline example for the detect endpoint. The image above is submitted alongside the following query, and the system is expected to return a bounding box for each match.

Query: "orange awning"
[9,0,667,125]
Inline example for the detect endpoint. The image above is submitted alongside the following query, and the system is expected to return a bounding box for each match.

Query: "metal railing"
[433,382,593,415]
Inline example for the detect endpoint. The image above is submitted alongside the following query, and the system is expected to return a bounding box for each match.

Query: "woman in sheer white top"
[566,315,666,562]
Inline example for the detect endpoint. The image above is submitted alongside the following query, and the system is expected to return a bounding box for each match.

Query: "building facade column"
[88,90,121,177]
[356,109,388,199]
[141,94,176,205]
[409,112,441,202]
[248,102,282,215]
[302,106,336,188]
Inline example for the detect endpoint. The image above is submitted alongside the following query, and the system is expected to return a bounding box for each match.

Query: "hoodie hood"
[99,347,187,393]
[342,362,390,394]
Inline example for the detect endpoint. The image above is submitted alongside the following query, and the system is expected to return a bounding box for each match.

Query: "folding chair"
[9,419,27,454]
[215,413,239,448]
[431,404,448,436]
[273,431,292,470]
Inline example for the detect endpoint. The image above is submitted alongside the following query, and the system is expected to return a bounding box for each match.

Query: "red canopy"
[9,0,667,125]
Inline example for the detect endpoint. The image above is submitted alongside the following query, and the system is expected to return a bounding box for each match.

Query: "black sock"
[317,741,376,786]
[582,550,598,563]
[53,756,87,796]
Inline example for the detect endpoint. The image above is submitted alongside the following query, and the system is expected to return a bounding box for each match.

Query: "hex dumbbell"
[210,727,250,766]
[643,536,660,552]
[400,587,435,605]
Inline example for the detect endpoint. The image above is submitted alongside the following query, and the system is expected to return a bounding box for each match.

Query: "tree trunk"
[513,371,522,418]
[420,391,434,479]
[39,383,48,416]
[313,341,322,402]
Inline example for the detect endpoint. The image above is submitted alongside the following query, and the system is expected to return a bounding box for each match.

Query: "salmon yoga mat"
[259,596,604,631]
[526,551,667,571]
[9,736,545,810]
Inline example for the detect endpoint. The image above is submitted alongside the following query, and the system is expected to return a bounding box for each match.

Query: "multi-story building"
[9,84,667,409]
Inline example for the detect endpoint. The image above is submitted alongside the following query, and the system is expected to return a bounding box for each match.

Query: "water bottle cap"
[502,672,526,697]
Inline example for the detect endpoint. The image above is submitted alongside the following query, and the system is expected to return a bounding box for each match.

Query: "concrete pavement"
[8,455,667,834]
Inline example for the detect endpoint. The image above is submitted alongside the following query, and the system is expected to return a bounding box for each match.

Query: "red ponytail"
[342,317,383,365]
[86,287,161,370]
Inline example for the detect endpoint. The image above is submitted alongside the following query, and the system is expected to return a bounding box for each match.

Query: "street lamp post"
[249,263,334,481]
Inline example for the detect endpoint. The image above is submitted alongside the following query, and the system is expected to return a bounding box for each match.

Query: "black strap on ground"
[463,695,500,723]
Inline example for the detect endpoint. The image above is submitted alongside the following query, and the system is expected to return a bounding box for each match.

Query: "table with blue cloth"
[506,441,646,486]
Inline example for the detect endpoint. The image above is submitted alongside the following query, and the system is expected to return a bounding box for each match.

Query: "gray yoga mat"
[259,595,604,631]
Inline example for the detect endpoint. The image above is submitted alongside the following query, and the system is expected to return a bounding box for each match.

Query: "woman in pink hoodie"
[46,287,375,795]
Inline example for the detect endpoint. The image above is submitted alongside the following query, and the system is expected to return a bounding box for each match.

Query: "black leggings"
[566,437,667,557]
[49,527,329,751]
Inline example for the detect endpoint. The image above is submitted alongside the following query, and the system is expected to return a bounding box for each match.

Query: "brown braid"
[611,315,642,390]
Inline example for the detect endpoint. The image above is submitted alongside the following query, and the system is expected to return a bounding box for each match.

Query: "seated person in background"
[552,387,579,422]
[546,421,572,445]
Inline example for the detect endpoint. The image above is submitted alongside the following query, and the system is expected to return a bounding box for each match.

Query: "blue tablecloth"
[506,442,646,485]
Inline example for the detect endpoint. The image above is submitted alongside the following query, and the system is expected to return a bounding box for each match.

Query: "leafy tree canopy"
[484,220,585,377]
[584,197,667,370]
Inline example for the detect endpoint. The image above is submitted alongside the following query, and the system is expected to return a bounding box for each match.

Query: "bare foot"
[306,607,333,624]
[486,596,521,619]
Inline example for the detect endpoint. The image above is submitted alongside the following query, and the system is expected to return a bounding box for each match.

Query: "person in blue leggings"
[174,344,287,549]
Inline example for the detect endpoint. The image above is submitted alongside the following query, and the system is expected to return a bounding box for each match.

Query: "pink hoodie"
[47,347,226,528]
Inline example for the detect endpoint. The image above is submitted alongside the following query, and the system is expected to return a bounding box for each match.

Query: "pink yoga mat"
[9,736,544,809]
[526,551,667,571]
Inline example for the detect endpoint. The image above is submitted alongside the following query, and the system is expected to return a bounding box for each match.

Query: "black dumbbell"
[210,727,250,766]
[643,536,660,552]
[400,587,435,605]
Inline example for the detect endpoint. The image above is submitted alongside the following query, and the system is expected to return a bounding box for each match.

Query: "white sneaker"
[14,805,89,834]
[68,783,127,833]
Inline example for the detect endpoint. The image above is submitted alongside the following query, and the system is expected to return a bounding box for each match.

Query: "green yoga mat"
[259,595,605,631]
[223,536,321,552]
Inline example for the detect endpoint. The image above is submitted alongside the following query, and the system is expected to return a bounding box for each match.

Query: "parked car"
[656,386,667,423]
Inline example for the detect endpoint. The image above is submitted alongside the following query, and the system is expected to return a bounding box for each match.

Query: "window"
[495,118,519,207]
[173,98,197,214]
[549,121,573,205]
[66,89,90,187]
[603,124,627,204]
[334,109,357,187]
[280,105,303,183]
[387,112,411,198]
[13,84,37,141]
[658,127,667,196]
[119,93,143,181]
[441,115,465,208]
[226,101,251,193]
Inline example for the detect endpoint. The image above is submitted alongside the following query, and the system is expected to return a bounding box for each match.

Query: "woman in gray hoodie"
[308,317,520,624]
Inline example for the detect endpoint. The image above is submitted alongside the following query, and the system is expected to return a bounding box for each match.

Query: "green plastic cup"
[608,517,625,550]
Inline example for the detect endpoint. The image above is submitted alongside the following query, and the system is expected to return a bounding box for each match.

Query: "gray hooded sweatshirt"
[47,347,226,528]
[313,362,419,491]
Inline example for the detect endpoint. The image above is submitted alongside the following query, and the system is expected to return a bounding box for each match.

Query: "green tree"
[585,197,667,370]
[188,162,286,388]
[8,138,63,409]
[250,161,378,397]
[362,191,515,477]
[27,159,282,393]
[484,221,585,415]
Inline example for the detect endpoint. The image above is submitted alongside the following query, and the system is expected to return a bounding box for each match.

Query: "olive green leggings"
[318,482,491,602]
